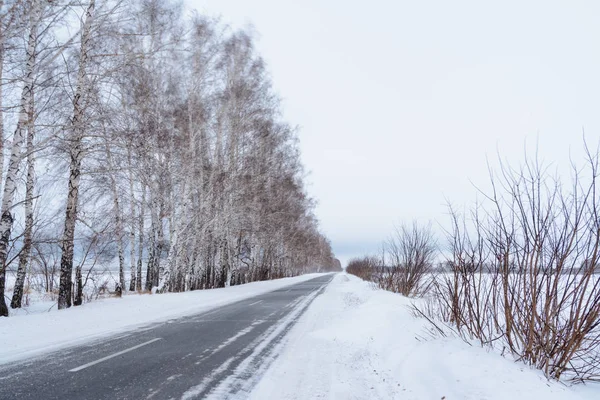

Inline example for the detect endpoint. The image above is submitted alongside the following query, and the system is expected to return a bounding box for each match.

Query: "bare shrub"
[347,223,436,297]
[376,222,436,296]
[417,145,600,382]
[28,242,61,299]
[346,256,379,281]
[83,270,112,303]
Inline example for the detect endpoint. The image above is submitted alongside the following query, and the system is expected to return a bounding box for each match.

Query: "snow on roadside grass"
[250,273,600,400]
[0,273,328,364]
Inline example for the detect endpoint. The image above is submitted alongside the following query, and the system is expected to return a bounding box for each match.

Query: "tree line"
[0,0,340,317]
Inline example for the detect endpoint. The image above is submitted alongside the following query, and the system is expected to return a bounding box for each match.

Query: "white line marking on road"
[248,300,263,306]
[285,289,291,293]
[210,325,256,356]
[69,338,162,372]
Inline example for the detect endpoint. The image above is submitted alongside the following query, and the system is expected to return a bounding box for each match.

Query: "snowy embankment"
[0,273,327,364]
[250,273,600,400]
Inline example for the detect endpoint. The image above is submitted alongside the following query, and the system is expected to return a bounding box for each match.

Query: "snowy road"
[0,274,333,400]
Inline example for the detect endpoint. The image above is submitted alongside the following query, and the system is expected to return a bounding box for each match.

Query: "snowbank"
[0,273,327,364]
[250,273,600,400]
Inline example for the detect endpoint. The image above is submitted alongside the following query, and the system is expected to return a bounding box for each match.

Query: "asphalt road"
[0,274,333,400]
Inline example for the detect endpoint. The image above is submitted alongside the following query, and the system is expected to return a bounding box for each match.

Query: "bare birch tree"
[0,0,40,317]
[57,0,95,310]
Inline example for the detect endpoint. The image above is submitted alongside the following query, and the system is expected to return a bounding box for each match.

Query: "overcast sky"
[189,0,600,266]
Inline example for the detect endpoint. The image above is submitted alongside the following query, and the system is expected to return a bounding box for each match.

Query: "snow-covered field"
[250,273,600,400]
[0,273,327,364]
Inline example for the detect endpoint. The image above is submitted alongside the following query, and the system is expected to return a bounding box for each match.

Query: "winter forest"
[0,0,340,317]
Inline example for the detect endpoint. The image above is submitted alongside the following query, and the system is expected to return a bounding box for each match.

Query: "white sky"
[188,0,600,266]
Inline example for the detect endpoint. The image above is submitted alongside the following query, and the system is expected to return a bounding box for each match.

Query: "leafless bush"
[347,223,436,297]
[83,269,112,303]
[27,242,61,298]
[376,222,436,297]
[416,144,600,382]
[346,256,379,281]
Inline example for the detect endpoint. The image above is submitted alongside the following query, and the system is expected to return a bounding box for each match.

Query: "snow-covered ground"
[0,273,327,364]
[250,273,600,400]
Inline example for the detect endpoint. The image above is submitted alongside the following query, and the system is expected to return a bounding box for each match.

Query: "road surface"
[0,274,333,400]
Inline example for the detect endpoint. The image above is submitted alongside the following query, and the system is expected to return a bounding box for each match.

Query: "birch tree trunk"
[104,137,125,293]
[145,193,159,291]
[0,0,5,182]
[136,184,145,291]
[162,108,197,292]
[155,200,165,288]
[57,0,95,310]
[162,176,191,292]
[0,0,39,317]
[10,86,35,309]
[0,0,17,182]
[127,146,136,291]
